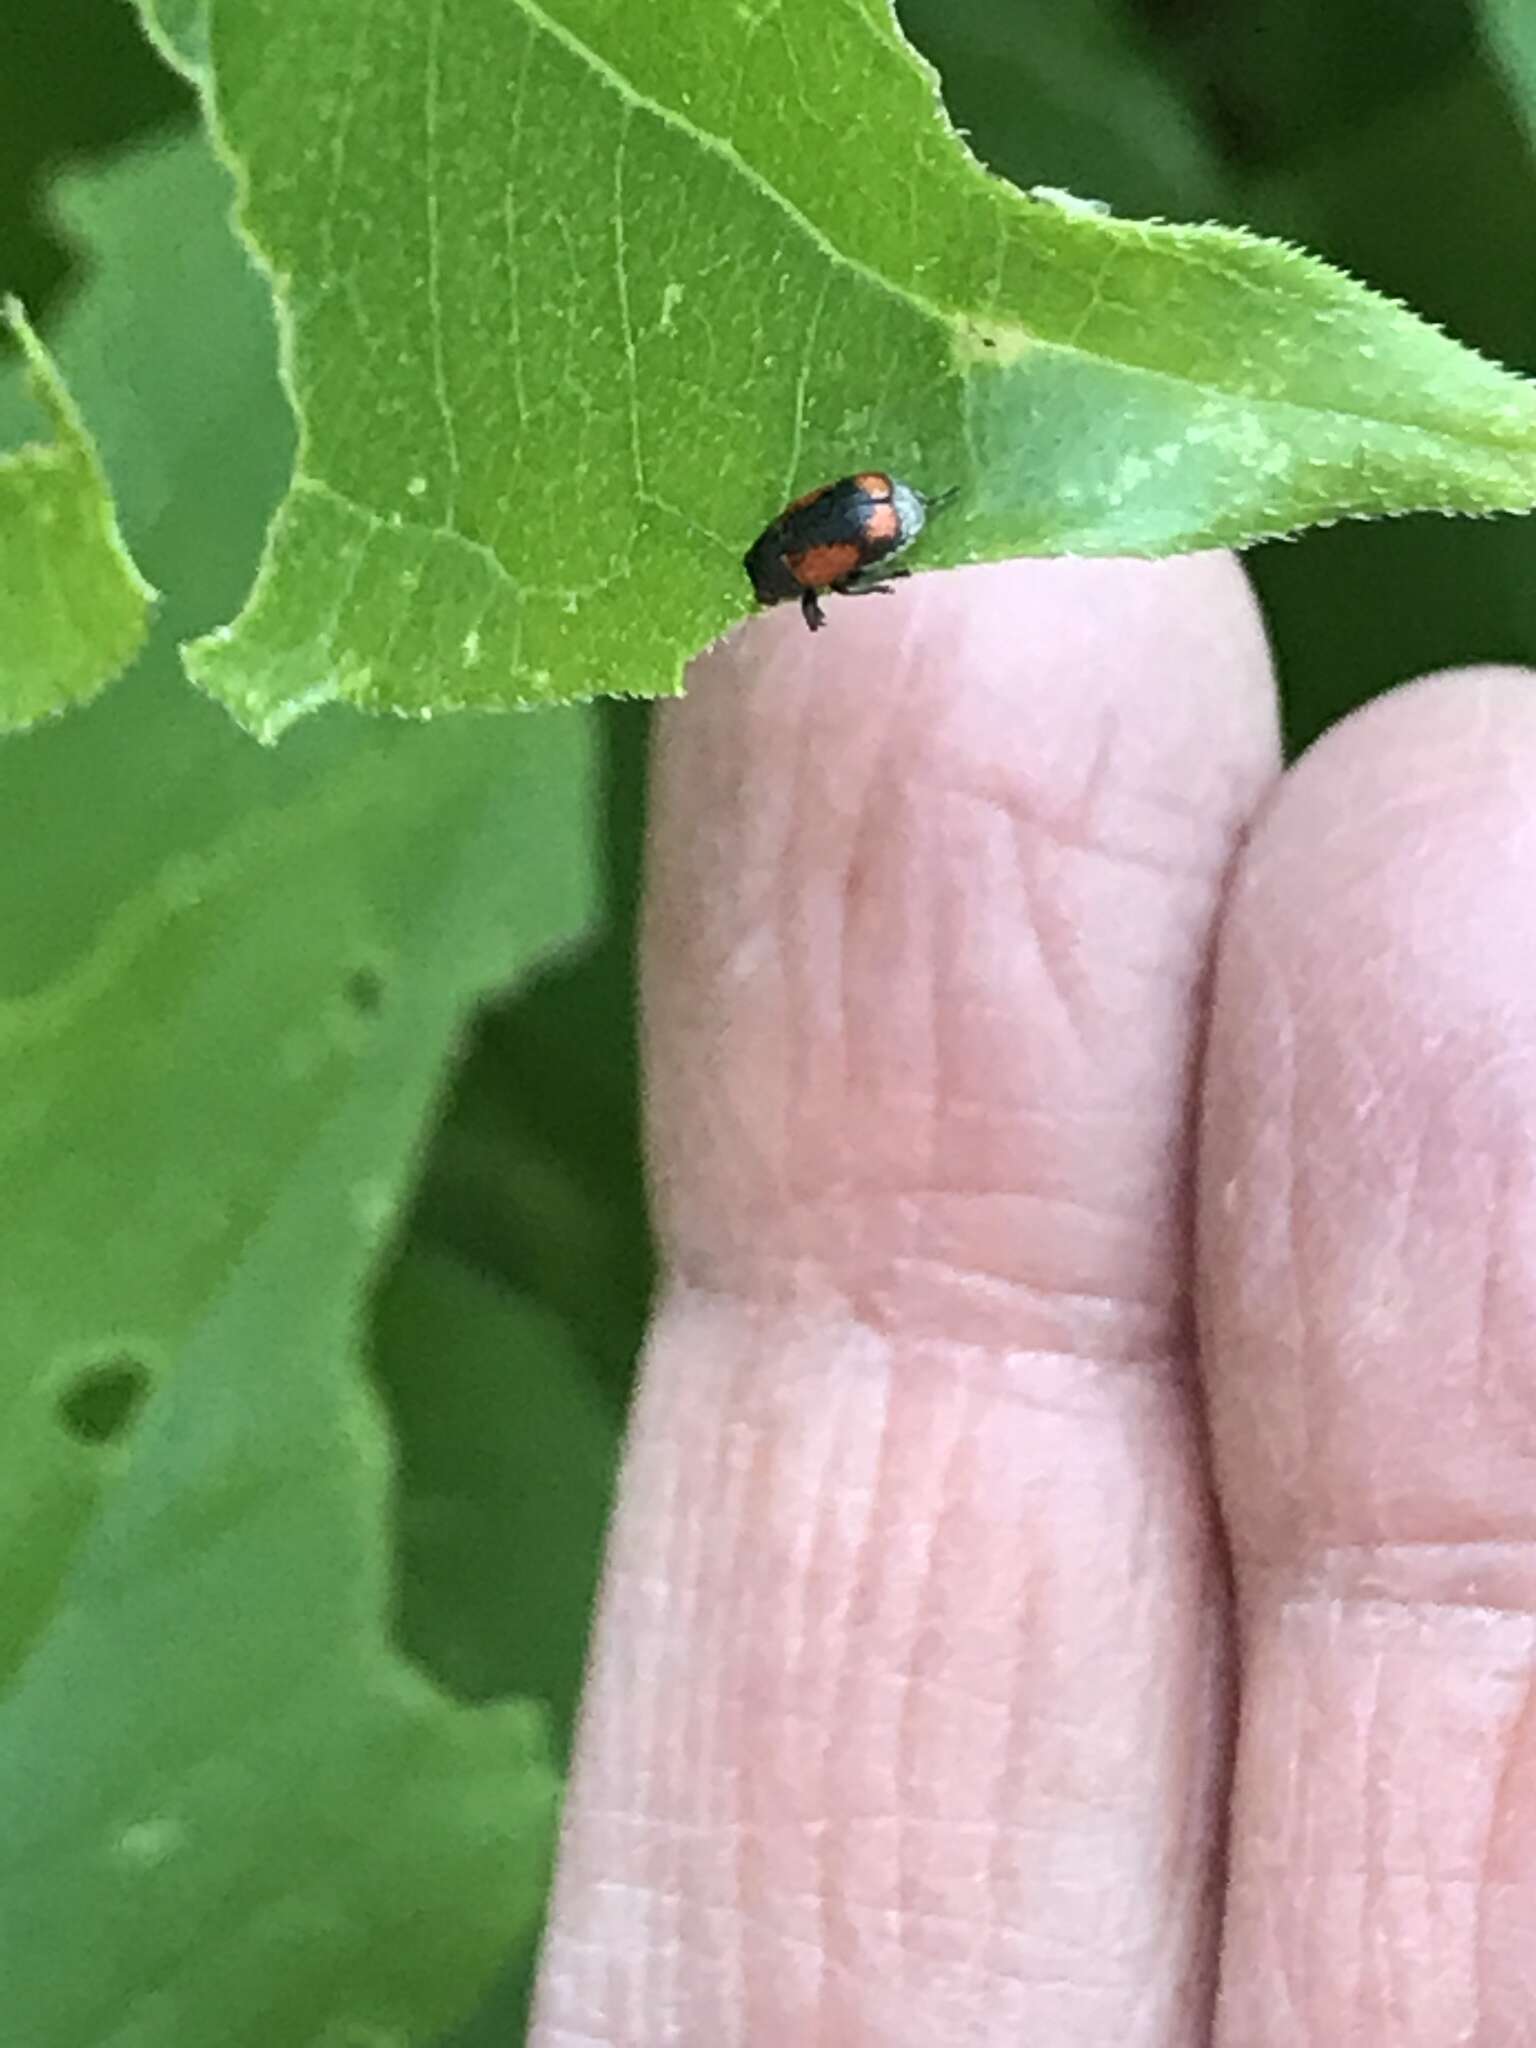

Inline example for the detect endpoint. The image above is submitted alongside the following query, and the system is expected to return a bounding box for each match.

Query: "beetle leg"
[838,566,910,598]
[800,588,827,632]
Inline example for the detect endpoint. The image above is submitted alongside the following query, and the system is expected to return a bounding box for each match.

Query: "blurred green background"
[3,2,1534,2040]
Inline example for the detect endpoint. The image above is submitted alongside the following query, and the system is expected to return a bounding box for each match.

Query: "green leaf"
[0,133,599,2044]
[368,1247,619,2047]
[1234,57,1536,750]
[167,0,1536,733]
[0,299,154,730]
[417,928,653,1413]
[137,0,211,82]
[0,1106,560,2048]
[371,1245,617,1746]
[1481,0,1536,150]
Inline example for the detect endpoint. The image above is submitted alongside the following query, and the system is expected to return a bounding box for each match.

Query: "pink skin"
[529,554,1536,2047]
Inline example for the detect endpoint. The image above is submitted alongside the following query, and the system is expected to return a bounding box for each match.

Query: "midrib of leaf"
[1016,327,1530,451]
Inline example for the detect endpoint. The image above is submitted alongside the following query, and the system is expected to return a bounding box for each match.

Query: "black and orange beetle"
[743,472,955,632]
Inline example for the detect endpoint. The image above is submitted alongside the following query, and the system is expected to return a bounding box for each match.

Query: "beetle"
[743,472,955,632]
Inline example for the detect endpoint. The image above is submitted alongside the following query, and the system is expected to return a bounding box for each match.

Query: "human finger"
[534,554,1278,2047]
[1201,667,1536,2047]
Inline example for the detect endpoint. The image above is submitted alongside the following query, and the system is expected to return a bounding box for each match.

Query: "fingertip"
[648,552,1280,1348]
[1202,660,1536,1574]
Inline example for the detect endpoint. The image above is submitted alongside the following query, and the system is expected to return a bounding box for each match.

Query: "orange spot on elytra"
[788,541,863,588]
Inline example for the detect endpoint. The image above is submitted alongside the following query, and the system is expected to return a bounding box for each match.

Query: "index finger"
[532,554,1278,2047]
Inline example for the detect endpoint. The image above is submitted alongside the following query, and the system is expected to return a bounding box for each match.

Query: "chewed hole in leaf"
[343,965,387,1018]
[57,1354,153,1446]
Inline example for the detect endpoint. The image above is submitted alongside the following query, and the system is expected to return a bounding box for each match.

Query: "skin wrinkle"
[781,671,830,1218]
[1072,701,1123,844]
[817,1344,900,2046]
[803,651,893,1193]
[1248,1539,1536,1620]
[905,750,957,1203]
[1001,795,1093,1060]
[1004,777,1238,892]
[666,1250,1180,1373]
[697,1337,751,2039]
[804,1415,867,2046]
[1355,1636,1404,1954]
[638,1352,693,2042]
[843,653,933,1186]
[1471,1148,1510,1425]
[794,1359,868,2048]
[1480,1664,1536,2016]
[964,776,1218,1040]
[734,1328,784,2044]
[667,1081,1196,1318]
[891,1389,968,1980]
[1266,934,1318,1525]
[851,754,947,1200]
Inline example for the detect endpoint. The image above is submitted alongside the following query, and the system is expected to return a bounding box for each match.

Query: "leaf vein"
[783,273,833,501]
[423,0,462,526]
[501,17,538,431]
[320,7,371,284]
[612,105,646,501]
